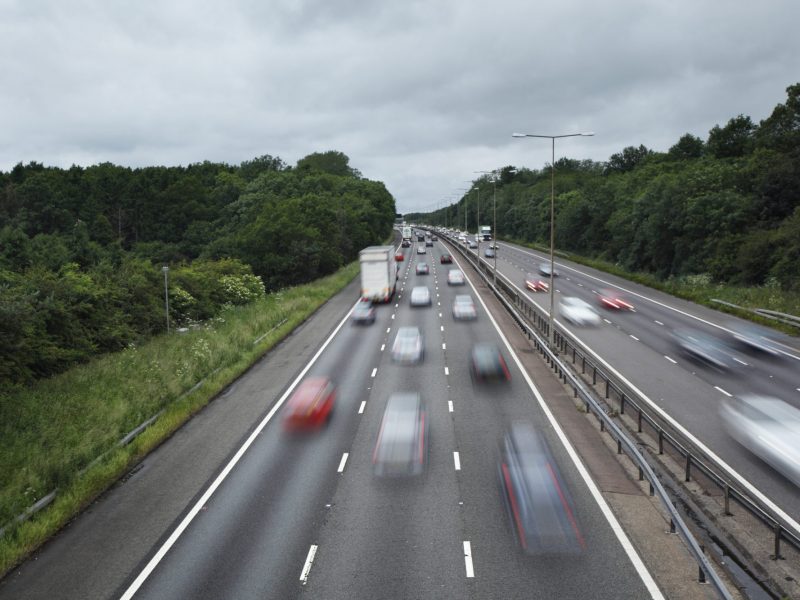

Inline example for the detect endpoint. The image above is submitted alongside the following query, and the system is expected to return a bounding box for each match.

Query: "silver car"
[559,297,600,326]
[453,294,477,320]
[410,286,432,307]
[373,392,428,477]
[391,326,424,364]
[721,395,800,486]
[447,269,465,286]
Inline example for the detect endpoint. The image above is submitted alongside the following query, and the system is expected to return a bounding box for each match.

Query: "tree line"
[411,83,800,291]
[0,151,395,385]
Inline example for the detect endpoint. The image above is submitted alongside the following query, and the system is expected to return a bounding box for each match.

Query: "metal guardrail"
[434,230,743,599]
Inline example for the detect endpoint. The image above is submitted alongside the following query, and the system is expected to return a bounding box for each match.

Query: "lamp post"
[475,170,498,284]
[162,265,170,334]
[512,131,594,350]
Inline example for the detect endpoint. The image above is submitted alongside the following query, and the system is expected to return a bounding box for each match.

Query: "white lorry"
[479,225,492,241]
[359,246,398,303]
[402,226,412,241]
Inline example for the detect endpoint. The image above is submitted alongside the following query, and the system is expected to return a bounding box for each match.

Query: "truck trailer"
[359,246,398,303]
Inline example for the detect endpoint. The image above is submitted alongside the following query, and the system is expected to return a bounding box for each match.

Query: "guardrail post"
[638,466,644,481]
[669,517,676,534]
[658,429,664,454]
[637,409,643,433]
[724,486,731,516]
[600,418,605,432]
[698,546,707,583]
[581,356,586,374]
[592,366,597,385]
[605,379,610,399]
[572,347,576,363]
[685,454,691,482]
[772,524,784,560]
[619,393,625,415]
[617,439,622,454]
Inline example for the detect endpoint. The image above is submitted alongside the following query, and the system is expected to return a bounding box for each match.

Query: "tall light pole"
[476,170,498,284]
[162,265,170,334]
[512,132,594,350]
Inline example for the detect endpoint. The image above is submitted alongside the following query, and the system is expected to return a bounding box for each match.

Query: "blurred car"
[283,377,336,430]
[415,262,430,275]
[498,422,585,554]
[559,297,601,326]
[395,252,404,262]
[401,240,411,248]
[485,248,496,258]
[431,235,438,241]
[727,322,783,356]
[410,286,432,307]
[672,328,736,370]
[453,294,477,320]
[470,343,511,382]
[468,240,478,249]
[720,395,800,486]
[417,245,426,254]
[538,263,559,277]
[391,326,424,363]
[425,239,434,247]
[596,289,634,311]
[489,242,498,249]
[525,277,549,293]
[447,269,465,285]
[440,254,453,264]
[351,300,376,325]
[373,392,428,477]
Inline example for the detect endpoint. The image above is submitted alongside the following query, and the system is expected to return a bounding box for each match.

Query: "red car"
[440,254,452,264]
[596,289,634,310]
[525,277,549,292]
[283,377,336,430]
[395,253,404,262]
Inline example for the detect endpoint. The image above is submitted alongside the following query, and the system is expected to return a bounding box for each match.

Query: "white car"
[391,326,424,364]
[447,269,465,285]
[721,395,800,487]
[452,295,477,320]
[417,245,426,254]
[410,286,432,307]
[559,297,600,326]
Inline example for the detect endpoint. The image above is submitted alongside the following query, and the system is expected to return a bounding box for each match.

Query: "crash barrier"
[435,230,758,599]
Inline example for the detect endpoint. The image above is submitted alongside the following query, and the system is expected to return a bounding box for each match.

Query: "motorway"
[456,234,800,535]
[0,239,665,600]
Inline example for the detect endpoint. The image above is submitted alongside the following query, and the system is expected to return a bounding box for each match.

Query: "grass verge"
[0,261,360,576]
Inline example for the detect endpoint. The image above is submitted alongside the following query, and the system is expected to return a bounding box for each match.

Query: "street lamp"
[512,131,594,350]
[475,170,498,285]
[162,265,170,334]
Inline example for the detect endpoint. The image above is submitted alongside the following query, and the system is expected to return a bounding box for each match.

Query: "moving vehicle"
[447,269,465,285]
[402,226,413,242]
[538,262,559,277]
[479,225,492,240]
[425,239,433,247]
[453,295,477,320]
[401,239,411,248]
[391,326,424,364]
[373,392,428,477]
[415,262,429,275]
[525,277,549,292]
[417,245,426,254]
[727,322,784,356]
[410,286,432,307]
[470,343,511,382]
[672,328,737,370]
[484,248,495,258]
[359,246,398,303]
[283,377,336,430]
[468,240,478,249]
[596,289,634,310]
[559,297,601,326]
[351,300,376,325]
[395,252,404,262]
[440,254,453,264]
[499,422,585,554]
[720,395,800,486]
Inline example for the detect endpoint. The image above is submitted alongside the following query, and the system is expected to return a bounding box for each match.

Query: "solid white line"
[119,298,362,600]
[463,272,664,599]
[444,366,449,376]
[630,335,639,341]
[664,356,677,364]
[453,452,461,471]
[299,544,318,584]
[371,367,377,378]
[655,320,664,326]
[714,386,733,397]
[463,541,474,578]
[358,401,366,414]
[337,453,349,473]
[448,400,453,412]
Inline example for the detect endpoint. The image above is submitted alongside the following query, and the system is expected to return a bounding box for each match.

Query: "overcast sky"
[1,1,798,214]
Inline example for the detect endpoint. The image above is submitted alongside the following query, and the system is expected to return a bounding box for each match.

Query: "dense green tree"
[668,134,705,160]
[707,115,755,158]
[605,145,654,174]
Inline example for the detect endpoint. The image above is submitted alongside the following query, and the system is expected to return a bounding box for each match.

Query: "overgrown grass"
[0,261,360,575]
[506,238,800,329]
